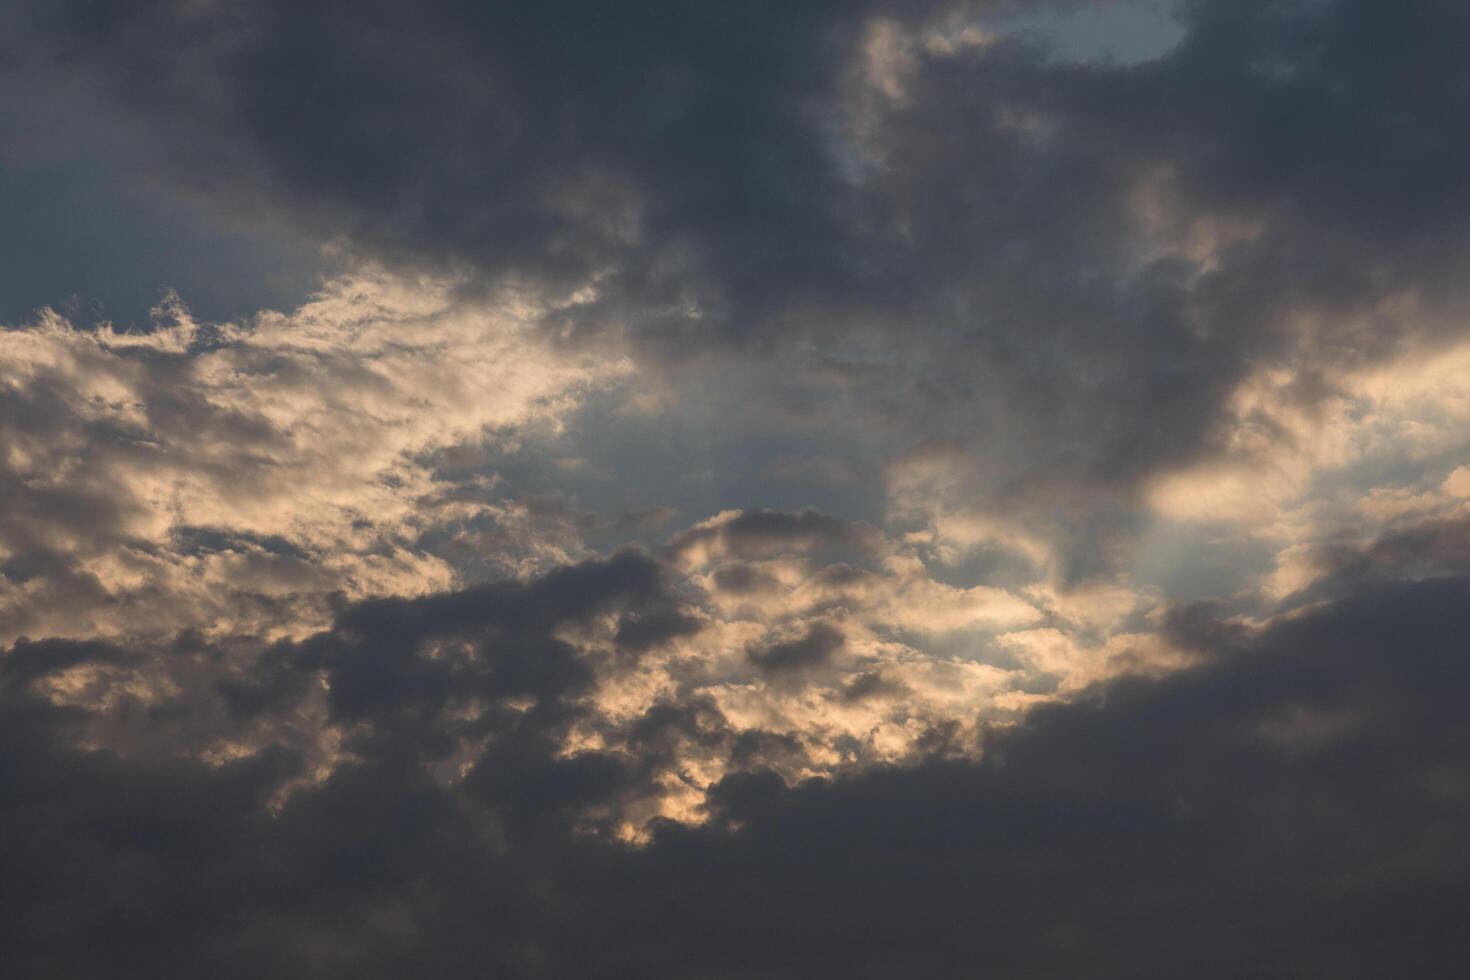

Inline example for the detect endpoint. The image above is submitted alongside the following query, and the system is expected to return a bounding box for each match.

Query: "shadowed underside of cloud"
[2,555,1468,978]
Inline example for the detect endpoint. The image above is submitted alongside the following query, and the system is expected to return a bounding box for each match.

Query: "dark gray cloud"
[748,621,845,677]
[2,540,1469,977]
[15,0,1465,582]
[12,2,1467,389]
[1285,510,1470,609]
[664,508,886,566]
[5,0,896,325]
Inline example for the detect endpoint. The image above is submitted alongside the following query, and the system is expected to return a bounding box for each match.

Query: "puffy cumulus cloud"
[580,510,1066,802]
[0,271,629,644]
[3,538,1470,976]
[995,625,1190,695]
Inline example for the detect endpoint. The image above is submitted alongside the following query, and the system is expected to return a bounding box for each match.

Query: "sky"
[2,1,1469,976]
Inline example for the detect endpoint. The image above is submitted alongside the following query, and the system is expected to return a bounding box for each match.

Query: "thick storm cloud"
[4,1,1470,976]
[12,2,1470,487]
[3,556,1469,977]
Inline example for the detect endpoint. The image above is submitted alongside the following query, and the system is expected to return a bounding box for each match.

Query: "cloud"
[748,621,846,678]
[12,1,1469,474]
[4,1,1470,974]
[1140,331,1470,603]
[6,1,1470,612]
[664,508,886,569]
[0,270,628,644]
[2,540,1469,975]
[0,504,1185,843]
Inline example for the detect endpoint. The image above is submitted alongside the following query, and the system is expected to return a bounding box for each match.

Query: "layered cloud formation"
[3,1,1470,976]
[0,271,629,642]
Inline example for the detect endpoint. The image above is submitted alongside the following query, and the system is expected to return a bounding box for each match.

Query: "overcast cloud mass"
[3,1,1470,975]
